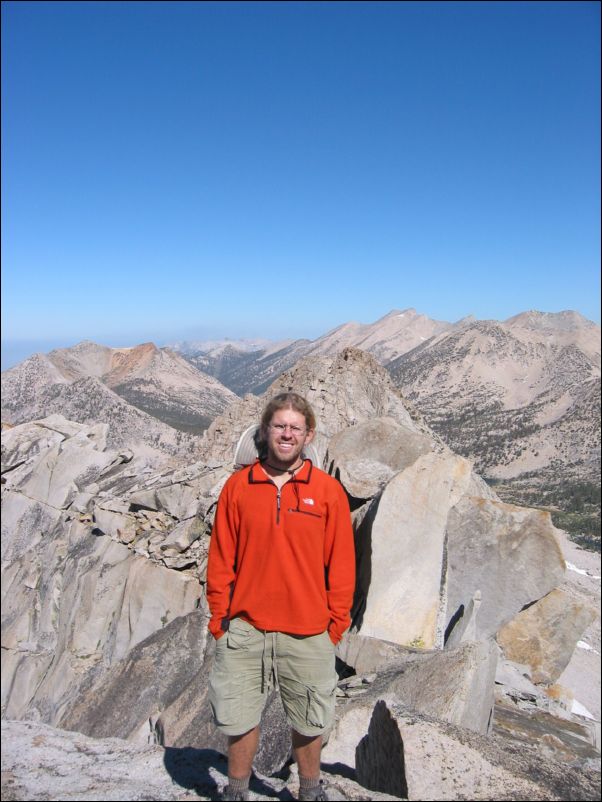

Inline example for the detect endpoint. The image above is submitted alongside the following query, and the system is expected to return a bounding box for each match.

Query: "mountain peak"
[378,308,417,321]
[505,310,597,332]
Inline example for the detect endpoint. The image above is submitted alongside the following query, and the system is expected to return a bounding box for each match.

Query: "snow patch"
[577,640,599,654]
[571,699,596,720]
[566,561,600,579]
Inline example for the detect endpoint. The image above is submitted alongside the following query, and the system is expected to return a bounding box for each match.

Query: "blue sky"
[2,1,600,368]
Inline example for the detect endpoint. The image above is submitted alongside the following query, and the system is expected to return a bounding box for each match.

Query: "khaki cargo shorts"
[208,617,337,737]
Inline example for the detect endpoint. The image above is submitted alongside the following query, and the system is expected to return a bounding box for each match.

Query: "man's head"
[259,392,316,468]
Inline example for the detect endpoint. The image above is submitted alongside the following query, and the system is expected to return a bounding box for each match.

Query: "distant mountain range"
[2,308,600,543]
[387,312,600,502]
[1,341,237,464]
[170,309,453,394]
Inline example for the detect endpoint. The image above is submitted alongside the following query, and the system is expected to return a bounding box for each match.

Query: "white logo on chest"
[303,498,315,505]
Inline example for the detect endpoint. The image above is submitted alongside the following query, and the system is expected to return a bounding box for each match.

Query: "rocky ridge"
[387,316,600,479]
[1,339,237,439]
[1,374,200,467]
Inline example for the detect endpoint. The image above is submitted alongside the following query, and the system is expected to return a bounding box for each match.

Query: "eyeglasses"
[269,423,307,436]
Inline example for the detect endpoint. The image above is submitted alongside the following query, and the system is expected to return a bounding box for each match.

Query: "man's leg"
[208,620,270,799]
[292,730,322,779]
[293,730,331,800]
[277,630,337,799]
[228,726,260,779]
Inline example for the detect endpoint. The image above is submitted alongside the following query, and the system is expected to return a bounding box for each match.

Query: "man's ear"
[304,428,315,444]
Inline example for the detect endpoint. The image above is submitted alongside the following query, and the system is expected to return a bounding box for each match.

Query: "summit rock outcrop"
[199,347,433,466]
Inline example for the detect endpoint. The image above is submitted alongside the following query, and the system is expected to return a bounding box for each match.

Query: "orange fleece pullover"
[206,459,355,644]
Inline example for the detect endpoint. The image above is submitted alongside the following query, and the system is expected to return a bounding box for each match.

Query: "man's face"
[263,407,314,468]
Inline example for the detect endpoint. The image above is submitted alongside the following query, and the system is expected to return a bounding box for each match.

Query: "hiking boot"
[298,779,337,801]
[219,785,250,801]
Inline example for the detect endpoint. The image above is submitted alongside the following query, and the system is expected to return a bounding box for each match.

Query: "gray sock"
[227,775,250,793]
[299,774,321,791]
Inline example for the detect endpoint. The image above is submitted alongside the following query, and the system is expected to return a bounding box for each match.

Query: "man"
[207,392,355,802]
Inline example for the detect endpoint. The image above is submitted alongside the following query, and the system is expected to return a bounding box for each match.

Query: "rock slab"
[355,701,600,801]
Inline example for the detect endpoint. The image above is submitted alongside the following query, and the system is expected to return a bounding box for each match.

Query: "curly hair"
[255,392,316,458]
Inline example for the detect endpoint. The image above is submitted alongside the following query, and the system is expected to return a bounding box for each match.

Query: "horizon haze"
[1,304,599,372]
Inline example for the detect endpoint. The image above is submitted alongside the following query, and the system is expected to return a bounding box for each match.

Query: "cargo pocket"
[306,679,337,730]
[209,643,247,729]
[226,617,254,650]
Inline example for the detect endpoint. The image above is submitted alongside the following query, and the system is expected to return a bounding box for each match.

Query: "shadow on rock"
[163,747,224,798]
[321,761,357,781]
[163,746,295,800]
